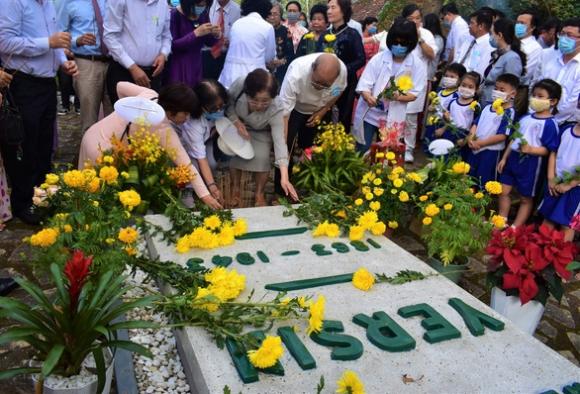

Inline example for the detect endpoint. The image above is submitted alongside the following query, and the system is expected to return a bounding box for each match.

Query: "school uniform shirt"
[555,124,580,179]
[278,53,347,116]
[218,13,276,89]
[510,114,559,153]
[436,89,457,118]
[446,98,477,130]
[520,35,542,86]
[455,33,494,80]
[444,16,470,62]
[472,104,514,152]
[538,51,580,124]
[104,0,171,69]
[352,49,426,144]
[406,27,436,114]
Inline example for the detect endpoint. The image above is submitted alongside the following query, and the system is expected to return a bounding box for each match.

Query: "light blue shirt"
[103,0,172,69]
[57,0,107,56]
[0,0,67,78]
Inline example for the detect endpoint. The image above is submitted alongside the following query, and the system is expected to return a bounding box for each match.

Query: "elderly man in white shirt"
[515,10,542,86]
[455,9,494,80]
[202,0,241,80]
[440,2,470,63]
[538,19,580,124]
[273,53,347,199]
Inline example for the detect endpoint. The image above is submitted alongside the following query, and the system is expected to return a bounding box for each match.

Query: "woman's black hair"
[460,71,482,94]
[493,18,527,76]
[241,0,272,19]
[440,2,459,16]
[423,13,443,37]
[445,62,467,78]
[386,17,418,53]
[243,68,279,98]
[193,79,228,116]
[532,78,562,114]
[401,3,421,18]
[362,16,378,31]
[180,0,213,18]
[310,4,328,23]
[286,1,302,12]
[158,83,200,117]
[329,0,353,23]
[300,12,308,20]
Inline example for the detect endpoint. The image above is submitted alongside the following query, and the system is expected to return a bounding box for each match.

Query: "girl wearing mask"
[498,78,561,227]
[284,1,308,52]
[352,18,427,152]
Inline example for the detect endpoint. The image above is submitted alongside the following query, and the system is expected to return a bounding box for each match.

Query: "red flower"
[571,214,580,232]
[502,269,539,305]
[532,225,577,280]
[64,250,93,311]
[303,147,313,161]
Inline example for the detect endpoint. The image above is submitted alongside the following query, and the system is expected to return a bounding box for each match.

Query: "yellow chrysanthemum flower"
[357,211,378,230]
[63,224,73,233]
[395,74,413,92]
[99,166,119,184]
[388,221,399,229]
[324,34,336,42]
[349,225,365,241]
[491,215,506,229]
[393,178,404,188]
[474,192,484,199]
[452,161,470,175]
[469,101,479,111]
[45,173,59,185]
[372,178,382,186]
[308,295,325,335]
[193,287,220,312]
[118,227,139,244]
[485,181,502,195]
[419,195,428,202]
[119,190,141,209]
[352,267,375,291]
[303,32,315,40]
[326,223,340,238]
[443,203,453,211]
[176,234,191,253]
[124,247,137,256]
[336,370,365,394]
[373,187,384,196]
[204,215,222,230]
[406,172,422,183]
[424,203,440,217]
[86,177,100,193]
[354,198,363,206]
[422,217,433,225]
[375,152,385,159]
[63,170,86,188]
[492,98,505,115]
[398,191,410,202]
[370,221,386,235]
[29,228,59,247]
[385,151,396,161]
[233,219,248,236]
[365,192,374,201]
[313,221,329,237]
[369,201,381,211]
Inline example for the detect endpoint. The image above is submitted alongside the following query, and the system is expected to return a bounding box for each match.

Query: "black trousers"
[201,50,226,80]
[106,61,162,104]
[273,109,331,197]
[0,73,57,214]
[57,68,79,110]
[336,77,357,134]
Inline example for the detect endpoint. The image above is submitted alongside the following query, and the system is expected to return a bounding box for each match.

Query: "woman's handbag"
[0,89,25,146]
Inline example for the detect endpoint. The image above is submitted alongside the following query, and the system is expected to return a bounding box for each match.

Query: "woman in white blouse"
[218,0,276,89]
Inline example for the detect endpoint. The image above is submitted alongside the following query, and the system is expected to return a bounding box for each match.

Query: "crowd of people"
[0,0,578,249]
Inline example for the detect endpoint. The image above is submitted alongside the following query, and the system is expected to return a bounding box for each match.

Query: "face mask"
[205,110,224,121]
[489,35,498,48]
[391,44,408,57]
[458,86,475,98]
[170,0,180,7]
[368,26,377,35]
[287,12,299,23]
[440,76,458,88]
[331,86,341,97]
[514,23,527,39]
[442,17,451,28]
[491,89,508,101]
[559,36,577,55]
[195,5,206,15]
[529,97,551,112]
[299,20,308,28]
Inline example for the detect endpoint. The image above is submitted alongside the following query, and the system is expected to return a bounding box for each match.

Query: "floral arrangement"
[377,75,413,102]
[417,159,501,266]
[294,123,366,195]
[486,224,579,305]
[0,251,157,391]
[323,33,336,53]
[301,31,318,55]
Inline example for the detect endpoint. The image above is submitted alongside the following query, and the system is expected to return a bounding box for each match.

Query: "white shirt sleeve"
[265,24,276,63]
[104,0,134,69]
[356,53,381,94]
[160,4,172,58]
[279,65,298,116]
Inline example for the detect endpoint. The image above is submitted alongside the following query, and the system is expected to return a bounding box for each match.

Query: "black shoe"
[15,206,42,225]
[0,278,19,296]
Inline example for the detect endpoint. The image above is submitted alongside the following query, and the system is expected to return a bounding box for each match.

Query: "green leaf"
[0,328,40,345]
[50,263,69,306]
[108,320,159,331]
[41,344,65,377]
[92,348,106,394]
[107,340,153,358]
[566,261,580,272]
[0,367,40,380]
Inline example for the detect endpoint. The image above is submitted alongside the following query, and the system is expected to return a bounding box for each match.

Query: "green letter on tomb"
[278,326,316,370]
[310,320,363,361]
[398,303,461,343]
[353,311,416,352]
[448,298,504,336]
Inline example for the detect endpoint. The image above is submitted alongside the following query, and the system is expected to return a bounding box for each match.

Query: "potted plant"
[417,159,500,283]
[486,224,579,335]
[0,250,158,394]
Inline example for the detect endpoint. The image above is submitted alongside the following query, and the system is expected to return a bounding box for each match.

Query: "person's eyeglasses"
[559,32,580,39]
[311,79,331,90]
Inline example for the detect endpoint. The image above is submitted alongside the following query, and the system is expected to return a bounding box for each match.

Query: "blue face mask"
[368,26,377,35]
[559,36,577,55]
[170,0,180,7]
[287,12,299,23]
[205,110,224,121]
[391,44,408,57]
[195,5,206,16]
[514,23,527,39]
[489,35,498,48]
[330,86,341,97]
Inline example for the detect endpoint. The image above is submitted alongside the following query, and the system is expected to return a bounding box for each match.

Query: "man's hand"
[210,24,222,38]
[129,64,150,87]
[194,23,213,37]
[306,106,328,127]
[76,33,96,47]
[152,54,166,77]
[49,32,72,49]
[62,60,79,77]
[0,70,13,89]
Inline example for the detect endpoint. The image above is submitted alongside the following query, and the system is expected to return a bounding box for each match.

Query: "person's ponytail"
[493,18,527,75]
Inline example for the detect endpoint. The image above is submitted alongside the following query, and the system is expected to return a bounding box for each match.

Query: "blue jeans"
[356,122,379,153]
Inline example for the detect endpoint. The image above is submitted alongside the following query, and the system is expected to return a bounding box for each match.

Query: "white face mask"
[441,77,458,88]
[491,89,508,101]
[458,86,475,98]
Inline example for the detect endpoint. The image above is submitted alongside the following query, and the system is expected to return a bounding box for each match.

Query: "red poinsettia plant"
[486,224,580,305]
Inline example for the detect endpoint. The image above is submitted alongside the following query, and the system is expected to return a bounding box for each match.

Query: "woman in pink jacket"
[79,82,222,209]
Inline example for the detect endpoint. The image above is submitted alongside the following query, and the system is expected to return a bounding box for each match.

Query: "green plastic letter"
[448,298,505,336]
[398,303,461,343]
[277,326,316,370]
[310,320,363,361]
[353,311,416,352]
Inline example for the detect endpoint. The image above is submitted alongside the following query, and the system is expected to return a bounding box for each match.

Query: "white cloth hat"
[114,96,165,126]
[215,117,255,160]
[428,139,455,156]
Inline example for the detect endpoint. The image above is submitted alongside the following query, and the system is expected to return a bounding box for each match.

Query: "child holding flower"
[497,78,561,226]
[465,73,517,188]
